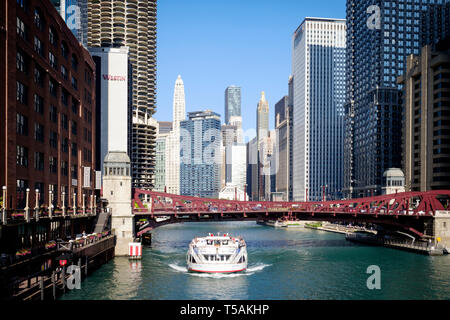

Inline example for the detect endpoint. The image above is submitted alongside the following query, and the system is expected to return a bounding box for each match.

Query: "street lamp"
[25,188,30,222]
[62,192,66,217]
[35,189,40,221]
[49,190,53,219]
[1,186,7,224]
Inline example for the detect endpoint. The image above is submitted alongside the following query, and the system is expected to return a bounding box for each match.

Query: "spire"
[173,75,186,125]
[261,91,266,102]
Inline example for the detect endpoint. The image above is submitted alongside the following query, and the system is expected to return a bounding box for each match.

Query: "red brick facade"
[0,0,96,209]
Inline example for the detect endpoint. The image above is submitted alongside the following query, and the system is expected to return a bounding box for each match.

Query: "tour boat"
[186,233,248,273]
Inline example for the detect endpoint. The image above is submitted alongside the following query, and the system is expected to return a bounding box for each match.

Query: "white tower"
[103,151,134,256]
[165,75,186,194]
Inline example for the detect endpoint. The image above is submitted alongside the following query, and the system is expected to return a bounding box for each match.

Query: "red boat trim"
[188,268,246,273]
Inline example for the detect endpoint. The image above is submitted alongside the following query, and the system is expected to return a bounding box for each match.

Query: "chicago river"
[60,222,450,300]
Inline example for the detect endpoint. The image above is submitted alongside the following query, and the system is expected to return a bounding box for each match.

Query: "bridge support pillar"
[103,152,134,256]
[433,211,450,251]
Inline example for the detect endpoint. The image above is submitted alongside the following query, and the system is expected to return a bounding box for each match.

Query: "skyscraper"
[155,122,172,192]
[400,39,450,191]
[180,111,222,198]
[292,17,346,201]
[1,0,96,209]
[225,86,241,124]
[274,96,291,201]
[420,2,450,48]
[257,92,269,146]
[165,75,186,194]
[256,92,270,200]
[345,0,443,199]
[89,47,131,174]
[51,0,88,47]
[88,0,157,190]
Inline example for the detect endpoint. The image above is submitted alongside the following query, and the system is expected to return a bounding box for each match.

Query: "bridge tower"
[103,151,134,256]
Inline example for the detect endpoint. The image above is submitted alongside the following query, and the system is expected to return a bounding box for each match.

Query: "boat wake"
[168,263,271,278]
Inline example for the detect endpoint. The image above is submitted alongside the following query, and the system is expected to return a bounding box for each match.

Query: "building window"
[34,94,44,114]
[17,145,28,167]
[71,142,77,157]
[61,89,69,106]
[61,138,68,153]
[72,100,79,115]
[61,161,68,176]
[49,51,57,69]
[16,81,27,104]
[49,131,58,149]
[34,36,43,56]
[34,66,44,87]
[72,55,78,71]
[71,76,78,90]
[61,42,68,59]
[71,121,77,136]
[49,79,57,97]
[34,152,44,171]
[16,179,29,209]
[34,8,44,31]
[49,156,57,174]
[16,113,28,136]
[17,0,28,11]
[34,123,44,142]
[16,50,27,73]
[61,113,68,130]
[49,105,57,123]
[49,26,58,46]
[61,65,68,80]
[71,165,78,179]
[16,17,27,40]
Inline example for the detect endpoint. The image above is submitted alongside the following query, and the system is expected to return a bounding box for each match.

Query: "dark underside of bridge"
[134,211,433,237]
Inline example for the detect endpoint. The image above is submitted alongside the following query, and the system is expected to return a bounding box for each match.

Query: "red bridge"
[133,189,450,239]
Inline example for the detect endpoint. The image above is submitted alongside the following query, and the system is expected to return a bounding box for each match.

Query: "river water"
[60,221,450,300]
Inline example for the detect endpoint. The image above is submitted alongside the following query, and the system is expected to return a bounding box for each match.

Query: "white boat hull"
[188,262,247,273]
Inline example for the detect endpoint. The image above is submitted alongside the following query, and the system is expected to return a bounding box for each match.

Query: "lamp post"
[35,189,40,221]
[94,195,97,214]
[82,193,86,215]
[2,186,7,224]
[25,188,30,223]
[49,190,53,219]
[73,192,77,215]
[62,192,66,217]
[90,194,94,215]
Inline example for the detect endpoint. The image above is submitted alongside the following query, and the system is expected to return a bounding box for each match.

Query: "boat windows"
[222,240,228,245]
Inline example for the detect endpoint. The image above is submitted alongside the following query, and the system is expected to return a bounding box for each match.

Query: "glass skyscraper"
[180,111,222,198]
[225,86,241,124]
[344,0,449,199]
[51,0,88,47]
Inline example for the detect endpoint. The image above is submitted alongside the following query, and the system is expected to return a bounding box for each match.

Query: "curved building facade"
[87,0,157,189]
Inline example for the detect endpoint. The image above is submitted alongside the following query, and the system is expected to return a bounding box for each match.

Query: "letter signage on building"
[83,167,91,188]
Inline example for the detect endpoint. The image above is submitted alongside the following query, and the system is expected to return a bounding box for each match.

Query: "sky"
[156,0,346,139]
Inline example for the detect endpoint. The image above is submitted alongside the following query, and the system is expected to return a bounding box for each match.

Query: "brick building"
[0,0,96,209]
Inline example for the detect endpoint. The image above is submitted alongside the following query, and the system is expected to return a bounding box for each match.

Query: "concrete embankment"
[345,232,446,256]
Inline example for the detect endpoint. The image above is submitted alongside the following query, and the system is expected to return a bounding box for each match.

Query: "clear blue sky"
[156,0,346,138]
